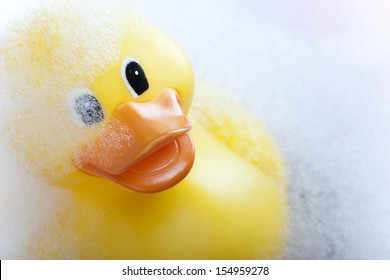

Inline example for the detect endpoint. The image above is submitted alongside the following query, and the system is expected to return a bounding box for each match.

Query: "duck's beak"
[78,89,195,193]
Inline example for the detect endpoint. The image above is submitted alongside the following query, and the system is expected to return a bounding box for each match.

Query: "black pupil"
[125,61,149,96]
[75,94,104,126]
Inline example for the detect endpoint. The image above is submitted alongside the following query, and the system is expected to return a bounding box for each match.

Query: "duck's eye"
[72,89,104,126]
[121,58,149,98]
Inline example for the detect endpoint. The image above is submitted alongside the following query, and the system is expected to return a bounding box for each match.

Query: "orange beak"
[78,89,195,193]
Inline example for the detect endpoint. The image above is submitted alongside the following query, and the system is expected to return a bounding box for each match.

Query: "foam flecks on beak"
[79,89,195,193]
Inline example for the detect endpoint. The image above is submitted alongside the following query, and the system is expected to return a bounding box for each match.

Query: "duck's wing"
[189,81,285,186]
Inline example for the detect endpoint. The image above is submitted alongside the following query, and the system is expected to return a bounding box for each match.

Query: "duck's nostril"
[157,88,183,110]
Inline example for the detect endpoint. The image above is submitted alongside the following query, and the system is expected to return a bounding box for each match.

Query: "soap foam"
[0,0,145,182]
[0,0,145,259]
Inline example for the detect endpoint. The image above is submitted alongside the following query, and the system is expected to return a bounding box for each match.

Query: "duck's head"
[71,25,195,193]
[1,3,195,193]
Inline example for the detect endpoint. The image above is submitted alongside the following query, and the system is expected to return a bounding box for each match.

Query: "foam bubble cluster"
[0,0,145,258]
[0,0,145,182]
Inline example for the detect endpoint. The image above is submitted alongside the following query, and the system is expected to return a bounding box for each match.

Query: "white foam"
[0,0,146,181]
[0,0,145,259]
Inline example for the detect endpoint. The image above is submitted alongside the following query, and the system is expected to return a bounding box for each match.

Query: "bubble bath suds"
[0,0,147,181]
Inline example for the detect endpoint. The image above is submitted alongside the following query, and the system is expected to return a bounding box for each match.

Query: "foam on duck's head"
[0,0,149,182]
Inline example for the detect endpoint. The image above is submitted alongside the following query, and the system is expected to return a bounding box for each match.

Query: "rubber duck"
[0,1,287,259]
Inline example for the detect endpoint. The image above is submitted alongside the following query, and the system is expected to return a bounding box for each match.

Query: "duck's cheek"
[76,89,195,193]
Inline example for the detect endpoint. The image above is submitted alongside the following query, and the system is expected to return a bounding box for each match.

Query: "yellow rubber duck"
[0,1,287,259]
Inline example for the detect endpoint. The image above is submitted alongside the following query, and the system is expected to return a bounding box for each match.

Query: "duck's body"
[1,0,287,259]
